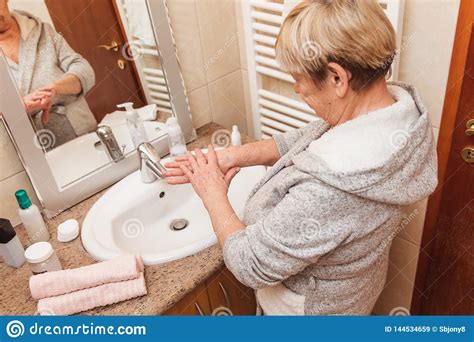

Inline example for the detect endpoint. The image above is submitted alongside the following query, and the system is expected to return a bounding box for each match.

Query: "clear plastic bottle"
[117,102,148,148]
[231,125,241,146]
[166,117,187,158]
[15,189,50,243]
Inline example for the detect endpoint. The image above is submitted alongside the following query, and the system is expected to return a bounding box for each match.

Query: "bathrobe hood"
[291,82,438,206]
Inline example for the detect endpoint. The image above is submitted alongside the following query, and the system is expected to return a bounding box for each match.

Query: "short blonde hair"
[275,0,396,91]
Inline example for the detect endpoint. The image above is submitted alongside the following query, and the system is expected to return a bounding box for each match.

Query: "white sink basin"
[81,154,266,265]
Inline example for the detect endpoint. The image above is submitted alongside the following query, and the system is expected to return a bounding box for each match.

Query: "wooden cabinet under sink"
[164,267,257,316]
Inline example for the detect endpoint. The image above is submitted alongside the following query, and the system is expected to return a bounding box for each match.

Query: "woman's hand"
[178,145,240,207]
[164,146,237,185]
[36,85,58,99]
[23,89,54,124]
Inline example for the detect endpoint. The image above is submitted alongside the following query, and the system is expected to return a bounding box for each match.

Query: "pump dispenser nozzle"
[117,102,149,148]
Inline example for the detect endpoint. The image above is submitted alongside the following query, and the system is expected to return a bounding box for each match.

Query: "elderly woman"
[164,0,438,315]
[0,1,97,147]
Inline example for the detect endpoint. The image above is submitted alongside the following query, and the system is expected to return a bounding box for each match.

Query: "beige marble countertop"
[0,123,252,315]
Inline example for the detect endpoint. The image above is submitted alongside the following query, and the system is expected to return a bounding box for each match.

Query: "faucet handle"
[96,125,124,162]
[138,142,166,183]
[137,142,161,163]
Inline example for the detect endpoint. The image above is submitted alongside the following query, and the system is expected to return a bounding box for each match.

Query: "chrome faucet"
[138,142,167,183]
[96,125,124,162]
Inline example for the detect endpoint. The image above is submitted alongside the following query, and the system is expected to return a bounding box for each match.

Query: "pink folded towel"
[30,254,144,300]
[37,273,147,315]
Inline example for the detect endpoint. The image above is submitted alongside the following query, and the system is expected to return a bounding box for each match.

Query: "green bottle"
[15,189,50,242]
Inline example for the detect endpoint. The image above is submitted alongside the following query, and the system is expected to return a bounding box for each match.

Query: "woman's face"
[0,0,12,33]
[291,72,338,125]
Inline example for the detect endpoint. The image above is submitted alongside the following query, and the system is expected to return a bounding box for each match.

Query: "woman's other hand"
[164,146,236,185]
[178,145,240,207]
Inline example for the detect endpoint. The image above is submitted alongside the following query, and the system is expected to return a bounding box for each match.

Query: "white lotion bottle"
[231,125,241,146]
[166,117,187,159]
[15,189,50,243]
[117,102,148,148]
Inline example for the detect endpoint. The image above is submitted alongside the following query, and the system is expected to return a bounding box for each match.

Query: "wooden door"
[413,0,474,315]
[163,283,212,316]
[45,0,146,122]
[206,267,257,315]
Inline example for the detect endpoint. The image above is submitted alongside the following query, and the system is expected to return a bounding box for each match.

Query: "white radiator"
[242,0,405,140]
[116,0,173,114]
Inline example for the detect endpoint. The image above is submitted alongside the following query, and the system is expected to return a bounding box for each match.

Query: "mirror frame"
[0,0,195,217]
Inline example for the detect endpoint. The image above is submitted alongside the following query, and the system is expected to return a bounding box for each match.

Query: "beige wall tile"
[0,122,23,180]
[241,69,254,138]
[187,85,213,128]
[397,198,428,246]
[208,70,247,134]
[196,0,241,83]
[398,0,460,128]
[166,0,207,92]
[373,237,420,315]
[234,0,247,71]
[0,171,40,227]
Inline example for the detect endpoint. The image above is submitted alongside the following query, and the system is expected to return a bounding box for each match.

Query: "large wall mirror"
[0,0,194,216]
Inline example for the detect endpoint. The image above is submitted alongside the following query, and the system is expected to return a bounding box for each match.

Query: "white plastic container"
[57,219,80,242]
[231,125,241,146]
[117,102,149,148]
[15,189,50,243]
[166,117,187,158]
[25,241,62,275]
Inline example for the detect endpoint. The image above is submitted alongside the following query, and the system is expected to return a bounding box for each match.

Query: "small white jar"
[25,241,62,275]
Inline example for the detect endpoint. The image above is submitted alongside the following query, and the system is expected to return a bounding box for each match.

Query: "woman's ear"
[327,62,350,98]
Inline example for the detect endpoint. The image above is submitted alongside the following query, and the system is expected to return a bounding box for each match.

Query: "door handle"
[211,282,233,316]
[466,119,474,136]
[461,146,474,163]
[194,302,205,316]
[219,282,231,308]
[97,40,119,52]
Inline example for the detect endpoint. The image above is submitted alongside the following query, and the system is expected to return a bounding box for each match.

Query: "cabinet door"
[164,283,211,316]
[206,267,257,316]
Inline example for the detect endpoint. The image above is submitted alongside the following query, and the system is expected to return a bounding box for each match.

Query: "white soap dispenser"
[166,117,187,159]
[231,125,241,146]
[117,102,148,148]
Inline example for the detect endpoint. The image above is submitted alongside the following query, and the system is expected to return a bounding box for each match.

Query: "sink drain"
[170,219,189,231]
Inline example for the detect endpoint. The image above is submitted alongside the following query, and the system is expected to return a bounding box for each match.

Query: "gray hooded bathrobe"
[223,82,438,315]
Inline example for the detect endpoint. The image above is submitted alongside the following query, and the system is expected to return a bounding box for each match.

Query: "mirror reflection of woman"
[0,0,97,148]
